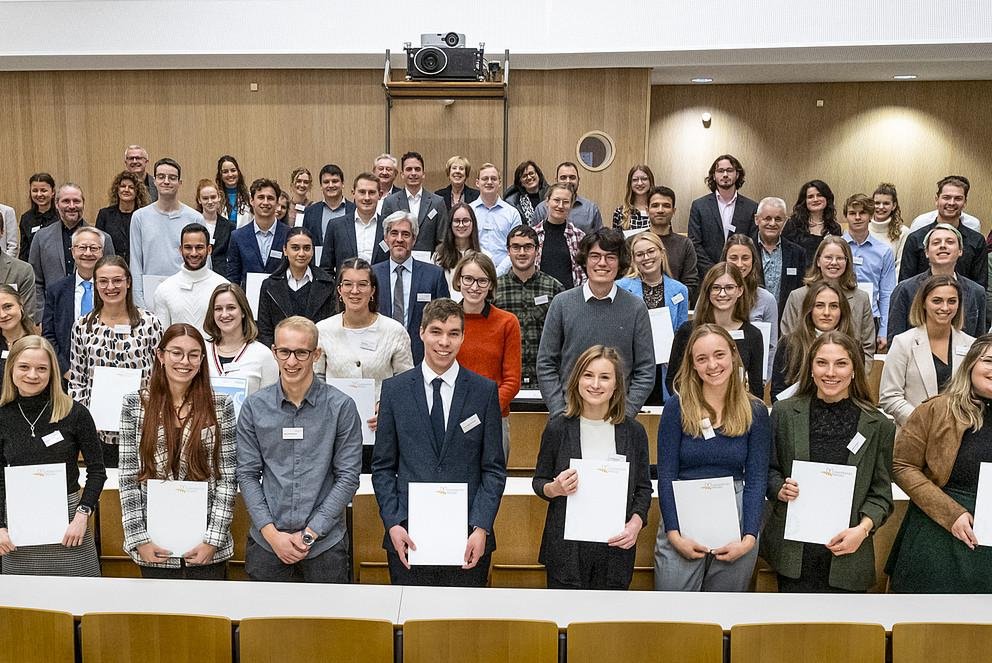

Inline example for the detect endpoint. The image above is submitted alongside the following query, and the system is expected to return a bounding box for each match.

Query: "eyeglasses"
[451,218,473,227]
[163,348,203,363]
[460,275,491,288]
[73,244,102,254]
[339,280,371,291]
[274,347,315,361]
[633,248,659,260]
[710,284,739,295]
[125,156,147,162]
[508,243,536,252]
[154,173,179,182]
[586,252,618,264]
[95,277,128,289]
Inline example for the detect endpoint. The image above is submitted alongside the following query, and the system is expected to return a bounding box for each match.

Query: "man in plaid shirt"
[495,225,565,389]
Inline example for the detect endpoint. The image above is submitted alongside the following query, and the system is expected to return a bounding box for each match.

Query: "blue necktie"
[80,280,93,316]
[430,377,445,456]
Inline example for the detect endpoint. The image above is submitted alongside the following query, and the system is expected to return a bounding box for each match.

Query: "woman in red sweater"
[453,251,522,461]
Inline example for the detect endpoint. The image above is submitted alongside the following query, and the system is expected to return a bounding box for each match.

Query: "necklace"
[18,402,49,438]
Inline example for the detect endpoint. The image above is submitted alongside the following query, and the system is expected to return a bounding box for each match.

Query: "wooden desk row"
[3,579,992,663]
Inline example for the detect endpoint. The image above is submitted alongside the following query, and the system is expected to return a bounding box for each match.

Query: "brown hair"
[721,234,765,312]
[695,263,749,326]
[803,236,858,291]
[420,298,464,332]
[202,283,259,344]
[872,183,903,241]
[0,285,38,339]
[908,275,964,330]
[795,331,875,412]
[619,164,655,230]
[452,251,497,304]
[138,324,220,482]
[783,282,854,385]
[943,334,992,432]
[564,345,626,424]
[107,170,150,209]
[84,256,141,331]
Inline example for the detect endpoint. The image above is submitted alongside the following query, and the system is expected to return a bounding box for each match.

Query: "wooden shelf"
[384,79,506,99]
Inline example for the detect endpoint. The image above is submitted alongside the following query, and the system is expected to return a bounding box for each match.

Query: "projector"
[421,32,466,48]
[405,38,485,81]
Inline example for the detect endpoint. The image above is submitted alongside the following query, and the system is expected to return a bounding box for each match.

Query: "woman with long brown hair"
[118,323,236,579]
[612,165,654,231]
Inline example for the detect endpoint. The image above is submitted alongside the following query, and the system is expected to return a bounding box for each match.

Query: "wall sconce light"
[701,112,712,128]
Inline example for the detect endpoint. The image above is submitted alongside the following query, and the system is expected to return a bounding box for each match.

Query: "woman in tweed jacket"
[118,323,237,580]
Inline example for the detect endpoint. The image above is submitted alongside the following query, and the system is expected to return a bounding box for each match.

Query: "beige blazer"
[879,326,974,426]
[780,284,875,370]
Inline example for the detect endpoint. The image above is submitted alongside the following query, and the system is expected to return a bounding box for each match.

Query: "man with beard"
[152,223,229,333]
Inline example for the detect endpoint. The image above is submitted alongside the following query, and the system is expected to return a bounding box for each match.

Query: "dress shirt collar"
[390,255,415,271]
[472,196,504,211]
[405,187,423,201]
[276,373,320,408]
[422,360,460,389]
[843,231,873,247]
[74,271,88,288]
[759,237,782,254]
[716,191,738,208]
[583,282,618,302]
[253,220,275,236]
[286,267,313,289]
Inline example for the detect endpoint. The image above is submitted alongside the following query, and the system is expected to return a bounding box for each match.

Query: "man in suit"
[372,297,506,586]
[227,178,291,289]
[0,201,17,257]
[688,154,759,283]
[379,151,446,252]
[319,172,388,280]
[43,226,103,375]
[302,164,355,247]
[372,211,450,363]
[29,183,115,320]
[373,153,402,215]
[753,196,807,320]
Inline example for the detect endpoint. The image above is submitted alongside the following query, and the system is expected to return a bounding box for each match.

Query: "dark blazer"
[751,234,808,319]
[209,216,236,279]
[302,199,357,247]
[226,221,290,288]
[318,212,389,280]
[688,192,759,281]
[95,206,133,263]
[372,364,507,554]
[379,188,447,252]
[435,184,479,210]
[372,258,450,363]
[28,221,115,320]
[532,415,652,587]
[761,395,894,592]
[256,265,336,347]
[0,252,38,323]
[42,273,75,374]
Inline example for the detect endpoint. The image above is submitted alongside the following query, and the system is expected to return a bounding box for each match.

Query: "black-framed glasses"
[273,347,315,361]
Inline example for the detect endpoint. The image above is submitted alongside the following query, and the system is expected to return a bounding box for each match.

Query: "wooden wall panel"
[649,81,992,234]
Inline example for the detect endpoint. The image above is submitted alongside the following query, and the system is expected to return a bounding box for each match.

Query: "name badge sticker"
[180,280,194,291]
[282,427,304,440]
[700,418,716,440]
[360,338,378,352]
[460,413,482,433]
[295,204,307,213]
[427,208,438,220]
[269,250,283,260]
[848,432,867,454]
[786,267,798,276]
[0,350,7,359]
[534,294,549,305]
[955,345,970,356]
[729,329,745,340]
[852,256,864,265]
[114,324,131,335]
[209,237,216,245]
[417,292,431,302]
[31,225,41,234]
[672,293,684,304]
[379,240,389,253]
[42,431,64,447]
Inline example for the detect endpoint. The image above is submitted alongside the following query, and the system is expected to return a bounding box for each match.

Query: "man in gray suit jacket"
[372,298,506,587]
[379,151,446,252]
[28,184,115,319]
[0,247,37,321]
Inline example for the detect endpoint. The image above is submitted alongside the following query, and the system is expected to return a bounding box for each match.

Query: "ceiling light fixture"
[893,74,918,80]
[691,77,713,84]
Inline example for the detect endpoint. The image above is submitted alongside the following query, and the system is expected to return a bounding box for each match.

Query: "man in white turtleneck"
[153,222,228,333]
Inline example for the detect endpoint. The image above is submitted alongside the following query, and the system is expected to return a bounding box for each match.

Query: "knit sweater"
[460,303,522,416]
[315,313,414,401]
[129,202,205,306]
[152,266,229,334]
[537,285,656,417]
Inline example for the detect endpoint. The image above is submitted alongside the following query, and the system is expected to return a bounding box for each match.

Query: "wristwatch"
[76,505,93,517]
[301,531,317,547]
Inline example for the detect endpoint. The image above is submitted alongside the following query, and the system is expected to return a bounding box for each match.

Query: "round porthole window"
[576,131,616,172]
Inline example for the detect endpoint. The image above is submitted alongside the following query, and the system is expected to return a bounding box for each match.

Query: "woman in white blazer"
[880,275,974,427]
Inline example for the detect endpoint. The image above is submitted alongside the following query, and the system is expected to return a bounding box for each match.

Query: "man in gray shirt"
[236,315,363,582]
[529,161,604,234]
[537,228,656,417]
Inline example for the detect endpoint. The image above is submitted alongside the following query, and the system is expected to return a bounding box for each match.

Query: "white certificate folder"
[146,480,208,557]
[4,463,68,546]
[90,366,142,432]
[784,461,857,545]
[564,458,629,543]
[671,476,741,550]
[407,482,468,566]
[326,378,376,445]
[972,462,992,546]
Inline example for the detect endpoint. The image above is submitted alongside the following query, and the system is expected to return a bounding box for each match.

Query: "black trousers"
[386,549,491,587]
[139,560,227,580]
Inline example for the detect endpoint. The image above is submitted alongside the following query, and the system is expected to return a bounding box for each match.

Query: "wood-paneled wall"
[649,81,992,234]
[0,68,649,224]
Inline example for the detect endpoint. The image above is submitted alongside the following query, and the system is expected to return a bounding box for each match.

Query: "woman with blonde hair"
[436,155,479,209]
[655,324,770,591]
[612,165,654,231]
[780,235,875,367]
[665,263,764,398]
[880,275,975,426]
[885,334,992,592]
[286,167,313,225]
[870,182,909,272]
[763,331,894,592]
[193,179,235,278]
[534,344,651,589]
[0,336,106,576]
[118,323,237,579]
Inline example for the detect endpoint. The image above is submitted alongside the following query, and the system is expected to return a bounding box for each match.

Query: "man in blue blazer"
[227,179,290,288]
[372,298,506,586]
[687,154,759,283]
[302,164,356,247]
[319,172,388,280]
[372,211,449,363]
[379,151,446,253]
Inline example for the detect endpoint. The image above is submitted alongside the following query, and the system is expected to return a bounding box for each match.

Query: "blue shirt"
[844,232,896,337]
[320,200,348,239]
[760,240,783,299]
[235,376,363,555]
[470,197,522,276]
[254,221,277,264]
